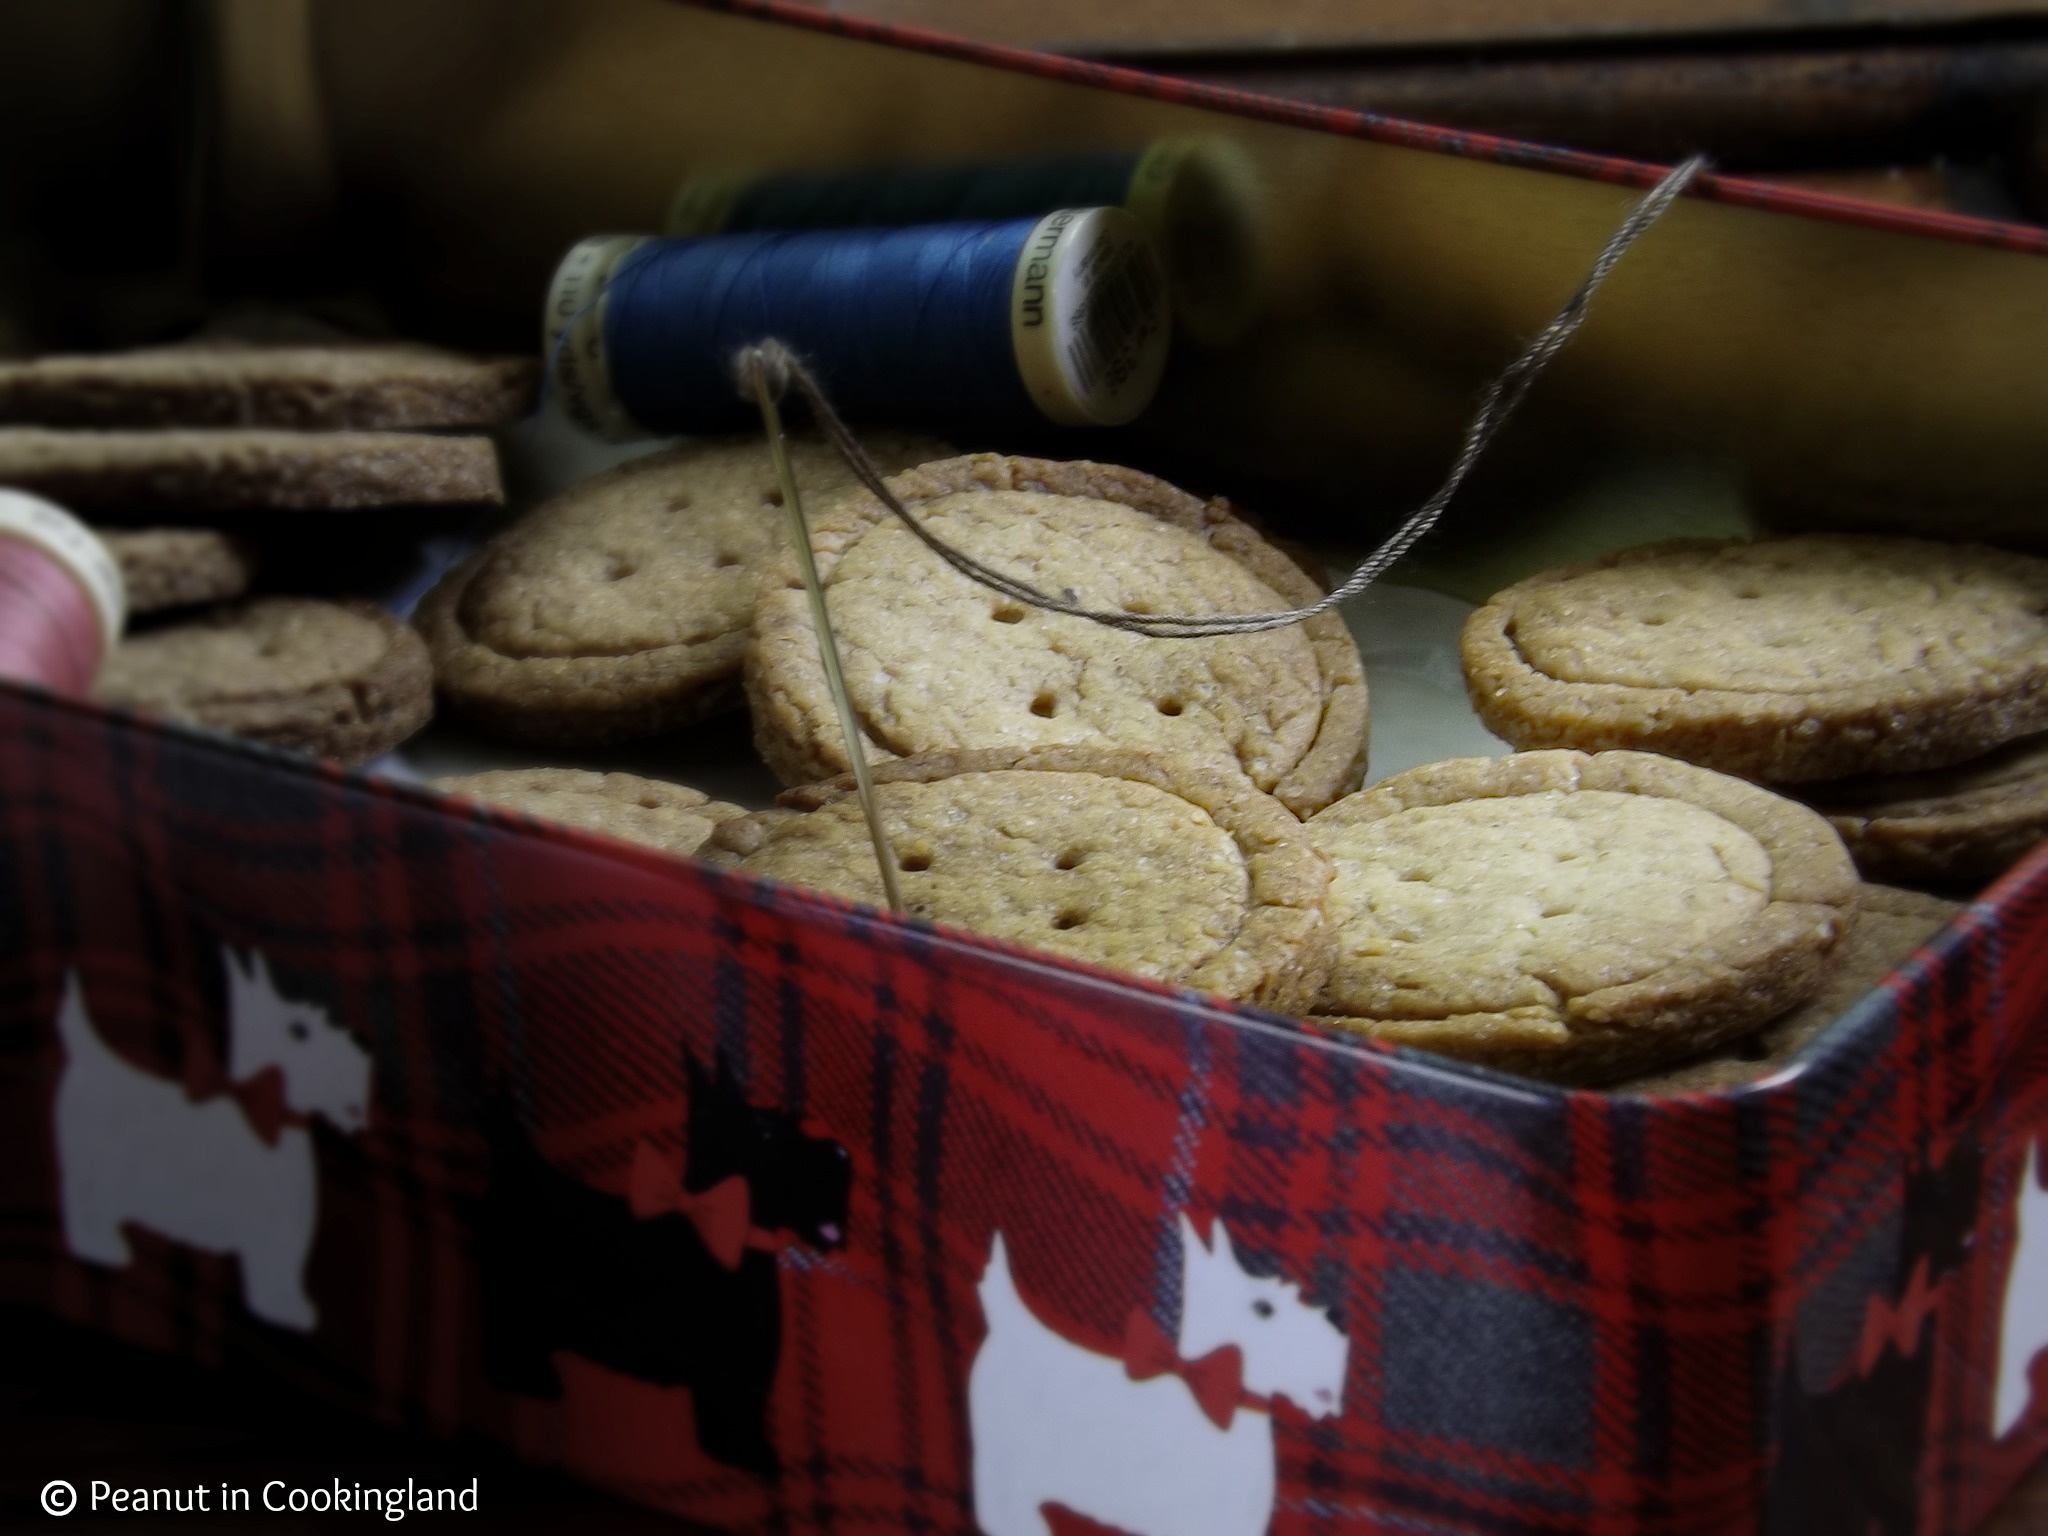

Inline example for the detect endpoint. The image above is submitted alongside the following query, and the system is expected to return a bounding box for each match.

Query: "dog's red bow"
[627,1142,753,1270]
[183,1060,296,1148]
[1858,1255,1944,1376]
[1123,1309,1253,1430]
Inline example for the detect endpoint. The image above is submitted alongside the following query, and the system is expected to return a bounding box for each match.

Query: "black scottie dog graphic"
[481,1050,851,1477]
[1765,1138,1984,1536]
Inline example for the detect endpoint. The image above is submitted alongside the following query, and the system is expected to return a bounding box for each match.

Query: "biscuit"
[97,597,432,764]
[415,432,949,744]
[1462,537,2048,783]
[1619,885,1960,1095]
[1303,750,1858,1085]
[705,745,1334,1013]
[746,454,1368,816]
[96,528,255,615]
[1802,730,2048,883]
[0,428,503,514]
[431,769,745,859]
[0,343,537,430]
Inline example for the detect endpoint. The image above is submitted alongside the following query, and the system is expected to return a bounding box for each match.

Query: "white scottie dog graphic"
[53,950,370,1331]
[1996,1140,2048,1437]
[969,1212,1348,1536]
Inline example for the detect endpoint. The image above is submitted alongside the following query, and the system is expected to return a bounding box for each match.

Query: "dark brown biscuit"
[96,598,432,764]
[0,343,537,430]
[1618,885,1961,1095]
[1462,536,2048,783]
[432,769,746,859]
[96,528,256,615]
[0,429,503,514]
[1801,731,2048,884]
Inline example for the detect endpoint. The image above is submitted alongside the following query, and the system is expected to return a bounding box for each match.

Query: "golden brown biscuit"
[416,432,949,744]
[1800,731,2048,884]
[0,343,537,430]
[1462,537,2048,783]
[97,598,432,764]
[0,428,502,514]
[1619,885,1960,1095]
[431,769,745,859]
[1303,750,1859,1085]
[706,745,1334,1013]
[746,454,1367,816]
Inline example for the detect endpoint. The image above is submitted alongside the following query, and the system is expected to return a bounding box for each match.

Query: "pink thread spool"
[0,490,125,697]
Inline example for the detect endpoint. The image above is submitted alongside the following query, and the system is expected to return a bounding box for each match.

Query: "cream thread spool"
[0,490,125,697]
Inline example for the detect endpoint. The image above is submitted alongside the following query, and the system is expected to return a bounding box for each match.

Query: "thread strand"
[747,154,1707,639]
[741,348,906,914]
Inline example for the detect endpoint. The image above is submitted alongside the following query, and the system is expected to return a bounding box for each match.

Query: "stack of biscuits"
[1405,529,2048,1087]
[1461,535,2048,887]
[0,339,534,764]
[418,440,1941,1093]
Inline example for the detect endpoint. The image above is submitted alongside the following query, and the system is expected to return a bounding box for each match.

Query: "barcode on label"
[1065,243,1162,398]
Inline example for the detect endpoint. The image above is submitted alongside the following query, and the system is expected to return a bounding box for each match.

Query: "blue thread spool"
[545,209,1171,441]
[666,140,1261,348]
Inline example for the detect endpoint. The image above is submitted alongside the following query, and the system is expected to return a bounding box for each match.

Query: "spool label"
[544,235,655,441]
[1010,208,1170,427]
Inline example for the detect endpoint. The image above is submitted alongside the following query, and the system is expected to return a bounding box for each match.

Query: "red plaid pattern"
[5,679,2048,1534]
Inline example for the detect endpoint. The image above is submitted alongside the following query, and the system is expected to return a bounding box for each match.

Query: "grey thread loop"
[744,154,1706,639]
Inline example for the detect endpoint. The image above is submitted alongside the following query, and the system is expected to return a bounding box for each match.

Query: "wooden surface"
[791,0,2048,56]
[1,1307,2043,1532]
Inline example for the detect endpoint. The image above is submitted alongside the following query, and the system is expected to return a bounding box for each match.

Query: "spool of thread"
[545,209,1171,441]
[666,140,1262,348]
[0,489,125,697]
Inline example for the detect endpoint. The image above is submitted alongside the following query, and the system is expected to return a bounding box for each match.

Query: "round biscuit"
[0,428,502,514]
[96,527,255,615]
[1801,730,2048,883]
[96,597,432,764]
[1462,536,2048,783]
[1618,884,1960,1095]
[416,432,949,744]
[1303,749,1859,1085]
[705,745,1335,1013]
[0,342,537,430]
[432,768,746,859]
[745,454,1367,815]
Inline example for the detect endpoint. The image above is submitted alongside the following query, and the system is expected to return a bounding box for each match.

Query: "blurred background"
[8,0,2048,353]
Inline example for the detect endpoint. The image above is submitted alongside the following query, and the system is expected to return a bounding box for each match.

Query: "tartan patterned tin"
[3,672,2046,1535]
[6,5,2048,1531]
